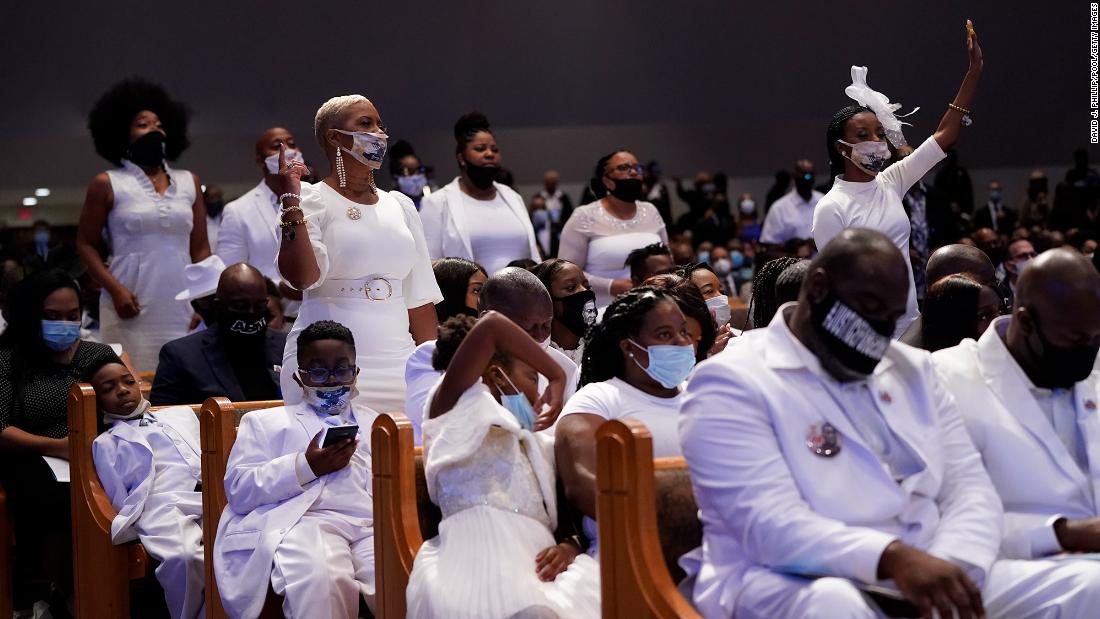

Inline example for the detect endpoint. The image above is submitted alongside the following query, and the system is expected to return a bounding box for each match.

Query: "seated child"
[406,312,600,619]
[88,357,205,619]
[213,319,375,619]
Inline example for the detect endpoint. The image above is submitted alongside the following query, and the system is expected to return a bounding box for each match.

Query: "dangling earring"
[367,169,377,193]
[336,148,347,188]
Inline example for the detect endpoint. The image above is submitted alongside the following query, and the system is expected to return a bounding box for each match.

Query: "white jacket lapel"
[1074,373,1100,508]
[978,328,1092,494]
[440,179,474,258]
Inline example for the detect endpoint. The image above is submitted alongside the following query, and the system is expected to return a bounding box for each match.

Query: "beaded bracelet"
[278,217,306,229]
[279,205,304,217]
[278,193,302,206]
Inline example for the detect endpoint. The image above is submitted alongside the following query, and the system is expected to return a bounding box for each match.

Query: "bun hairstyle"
[825,105,873,179]
[431,314,510,372]
[589,149,630,199]
[454,111,493,154]
[87,77,191,165]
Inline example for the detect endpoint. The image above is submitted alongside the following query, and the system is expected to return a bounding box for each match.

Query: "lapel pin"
[807,422,841,457]
[1087,400,1097,411]
[879,391,892,404]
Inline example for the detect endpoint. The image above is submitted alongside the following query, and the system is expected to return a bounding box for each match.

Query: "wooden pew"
[199,397,284,619]
[371,412,436,619]
[596,418,703,619]
[68,382,168,617]
[0,481,12,619]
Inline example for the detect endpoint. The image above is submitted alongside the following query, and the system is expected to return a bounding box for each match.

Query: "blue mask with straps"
[41,319,81,351]
[628,339,696,389]
[493,367,536,431]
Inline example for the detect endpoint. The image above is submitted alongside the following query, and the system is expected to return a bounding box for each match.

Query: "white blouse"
[458,191,532,274]
[558,200,668,306]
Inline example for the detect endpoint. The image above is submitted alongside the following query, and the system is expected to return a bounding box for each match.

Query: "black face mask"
[127,131,166,168]
[554,288,597,337]
[1029,320,1100,389]
[795,175,815,197]
[218,309,269,343]
[206,200,225,218]
[607,177,643,202]
[463,159,499,190]
[1028,178,1049,201]
[810,293,894,378]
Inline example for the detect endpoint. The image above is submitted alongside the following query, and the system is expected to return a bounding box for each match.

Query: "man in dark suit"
[151,263,286,405]
[973,180,1017,234]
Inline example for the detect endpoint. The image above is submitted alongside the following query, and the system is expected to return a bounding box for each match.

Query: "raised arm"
[428,311,566,423]
[933,21,983,152]
[274,145,321,290]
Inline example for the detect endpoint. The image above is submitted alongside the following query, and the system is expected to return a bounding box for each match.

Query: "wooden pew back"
[199,397,283,619]
[371,412,437,619]
[596,418,702,619]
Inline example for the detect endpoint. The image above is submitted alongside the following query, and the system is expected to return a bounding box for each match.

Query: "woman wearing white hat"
[175,254,227,332]
[274,95,442,413]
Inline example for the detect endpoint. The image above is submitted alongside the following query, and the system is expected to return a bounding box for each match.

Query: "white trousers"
[270,514,375,619]
[137,497,206,619]
[735,559,1100,619]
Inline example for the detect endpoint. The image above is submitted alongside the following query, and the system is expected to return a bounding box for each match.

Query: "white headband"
[844,66,919,149]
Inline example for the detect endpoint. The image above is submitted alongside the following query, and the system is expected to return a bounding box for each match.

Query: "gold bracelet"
[947,102,971,115]
[278,217,306,229]
[280,205,304,216]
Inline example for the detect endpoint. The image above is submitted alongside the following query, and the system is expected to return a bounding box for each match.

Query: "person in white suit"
[214,320,377,619]
[680,228,1100,619]
[216,127,305,316]
[89,358,205,619]
[933,248,1100,559]
[418,112,542,275]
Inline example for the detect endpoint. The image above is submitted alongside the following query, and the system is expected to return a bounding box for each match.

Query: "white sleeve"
[812,196,847,252]
[395,192,444,309]
[879,136,947,198]
[679,359,897,584]
[560,382,614,420]
[216,202,248,266]
[759,205,785,244]
[417,188,448,260]
[404,342,441,444]
[277,183,331,290]
[224,413,306,514]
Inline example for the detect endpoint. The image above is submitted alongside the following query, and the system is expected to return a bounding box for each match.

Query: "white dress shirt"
[759,189,823,244]
[217,180,281,281]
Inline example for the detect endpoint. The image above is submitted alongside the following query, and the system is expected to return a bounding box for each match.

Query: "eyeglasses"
[299,366,356,383]
[606,163,644,176]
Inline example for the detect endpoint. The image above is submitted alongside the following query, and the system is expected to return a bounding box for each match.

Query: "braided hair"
[580,286,678,386]
[745,257,801,330]
[825,105,872,180]
[431,315,510,372]
[643,272,717,362]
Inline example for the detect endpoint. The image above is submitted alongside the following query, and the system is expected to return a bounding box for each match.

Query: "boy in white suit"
[934,249,1100,559]
[89,358,205,619]
[680,229,1100,619]
[214,319,376,619]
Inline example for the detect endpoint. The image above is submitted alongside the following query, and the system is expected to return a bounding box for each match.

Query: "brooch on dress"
[347,206,362,220]
[806,422,841,457]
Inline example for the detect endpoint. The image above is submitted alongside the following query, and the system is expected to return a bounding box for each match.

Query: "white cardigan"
[418,177,542,265]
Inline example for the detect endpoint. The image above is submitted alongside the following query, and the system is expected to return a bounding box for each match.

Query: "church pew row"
[370,412,704,619]
[199,396,285,619]
[596,418,703,619]
[68,382,182,617]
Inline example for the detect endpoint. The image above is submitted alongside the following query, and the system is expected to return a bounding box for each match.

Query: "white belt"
[311,276,403,301]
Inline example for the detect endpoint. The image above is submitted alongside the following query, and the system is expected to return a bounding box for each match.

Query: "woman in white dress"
[408,311,599,619]
[77,79,211,373]
[558,150,668,308]
[419,112,542,274]
[275,95,442,414]
[813,21,983,337]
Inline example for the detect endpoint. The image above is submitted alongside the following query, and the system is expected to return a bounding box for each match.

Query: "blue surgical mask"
[41,319,81,351]
[34,230,49,245]
[493,367,536,431]
[697,251,711,264]
[730,250,746,269]
[989,189,1002,202]
[396,172,428,197]
[627,339,695,389]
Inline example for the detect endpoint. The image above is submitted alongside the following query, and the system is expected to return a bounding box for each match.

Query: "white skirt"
[282,294,414,415]
[407,505,600,619]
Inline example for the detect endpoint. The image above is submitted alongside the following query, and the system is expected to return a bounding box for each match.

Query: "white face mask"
[712,258,733,276]
[104,397,151,423]
[1010,257,1033,276]
[264,148,304,175]
[334,129,388,170]
[705,295,732,326]
[836,139,892,175]
[739,199,756,214]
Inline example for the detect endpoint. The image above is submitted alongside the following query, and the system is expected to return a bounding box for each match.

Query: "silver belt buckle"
[365,277,393,301]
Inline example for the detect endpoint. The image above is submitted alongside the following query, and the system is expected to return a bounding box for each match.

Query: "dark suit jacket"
[150,327,286,406]
[973,202,1017,234]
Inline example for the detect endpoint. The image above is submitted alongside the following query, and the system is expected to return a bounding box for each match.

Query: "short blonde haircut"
[313,95,372,149]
